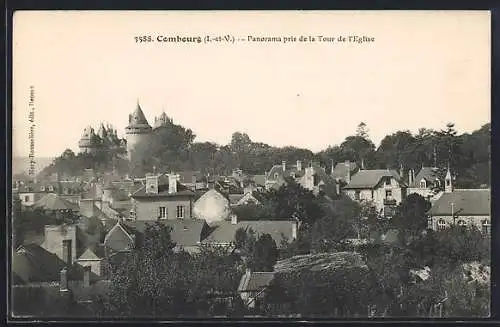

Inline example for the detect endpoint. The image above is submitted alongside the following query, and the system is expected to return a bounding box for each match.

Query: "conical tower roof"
[127,101,151,128]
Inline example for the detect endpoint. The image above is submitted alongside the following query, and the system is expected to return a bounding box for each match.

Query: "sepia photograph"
[10,10,491,319]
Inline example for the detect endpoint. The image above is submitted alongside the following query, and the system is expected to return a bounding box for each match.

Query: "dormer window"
[420,180,426,188]
[274,173,279,179]
[457,220,467,227]
[48,186,54,192]
[290,172,296,178]
[385,177,391,186]
[40,186,46,191]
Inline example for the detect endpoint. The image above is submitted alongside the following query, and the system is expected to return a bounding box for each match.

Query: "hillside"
[12,157,54,177]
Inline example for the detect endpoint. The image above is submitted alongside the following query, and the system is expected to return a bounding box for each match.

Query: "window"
[158,207,167,219]
[437,219,446,230]
[354,190,360,200]
[446,180,451,186]
[176,206,184,218]
[371,190,374,199]
[482,220,491,236]
[274,173,279,179]
[427,218,433,229]
[420,180,426,188]
[457,220,467,227]
[48,185,54,192]
[40,186,45,191]
[385,190,392,198]
[24,195,30,202]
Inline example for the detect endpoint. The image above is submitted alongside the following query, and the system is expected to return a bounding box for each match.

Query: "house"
[265,160,338,196]
[130,172,196,221]
[40,224,106,276]
[265,160,305,190]
[177,171,209,191]
[331,160,359,184]
[229,191,261,207]
[12,245,109,317]
[34,193,79,214]
[103,219,211,256]
[201,216,299,249]
[237,269,275,309]
[297,162,338,196]
[15,180,85,207]
[192,189,232,226]
[343,169,407,217]
[427,188,490,235]
[407,166,445,202]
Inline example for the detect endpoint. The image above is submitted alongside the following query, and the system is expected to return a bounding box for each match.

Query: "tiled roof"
[132,175,195,198]
[126,102,151,128]
[34,193,79,211]
[178,171,204,184]
[266,164,305,182]
[332,162,358,180]
[13,244,101,284]
[274,252,367,273]
[229,194,245,205]
[202,220,296,247]
[250,174,266,187]
[238,271,275,292]
[122,219,209,248]
[409,167,441,188]
[427,189,490,216]
[77,244,105,260]
[344,169,405,189]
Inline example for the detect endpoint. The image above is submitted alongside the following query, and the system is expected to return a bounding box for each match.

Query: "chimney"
[282,160,286,172]
[336,182,340,195]
[168,174,179,194]
[292,221,298,240]
[83,265,91,287]
[59,268,68,292]
[361,158,365,170]
[145,174,159,194]
[408,169,414,185]
[62,239,72,265]
[345,160,351,184]
[296,160,302,171]
[399,164,404,180]
[231,214,238,225]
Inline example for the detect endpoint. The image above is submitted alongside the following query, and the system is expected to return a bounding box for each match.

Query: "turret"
[445,166,453,193]
[125,101,152,160]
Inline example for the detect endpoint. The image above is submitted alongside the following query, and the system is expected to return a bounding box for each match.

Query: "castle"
[78,101,170,160]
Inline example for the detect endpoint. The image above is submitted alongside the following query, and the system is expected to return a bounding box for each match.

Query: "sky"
[13,11,490,158]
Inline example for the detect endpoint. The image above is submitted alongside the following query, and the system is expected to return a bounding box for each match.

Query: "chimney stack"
[145,174,159,194]
[59,268,68,292]
[345,160,351,184]
[408,169,414,185]
[83,265,91,287]
[231,214,238,225]
[282,160,286,172]
[292,221,298,240]
[296,160,302,171]
[62,239,72,265]
[336,182,340,195]
[168,173,179,194]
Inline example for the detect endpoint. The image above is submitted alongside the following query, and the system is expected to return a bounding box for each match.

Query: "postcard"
[10,10,491,320]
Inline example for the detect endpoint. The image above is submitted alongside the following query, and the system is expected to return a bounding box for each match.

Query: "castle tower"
[154,111,170,129]
[125,101,152,160]
[78,126,99,154]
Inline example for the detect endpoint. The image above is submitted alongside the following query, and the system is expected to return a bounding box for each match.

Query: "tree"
[248,233,278,272]
[392,194,431,243]
[356,122,369,139]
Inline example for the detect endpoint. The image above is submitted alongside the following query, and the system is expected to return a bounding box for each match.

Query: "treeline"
[40,117,490,188]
